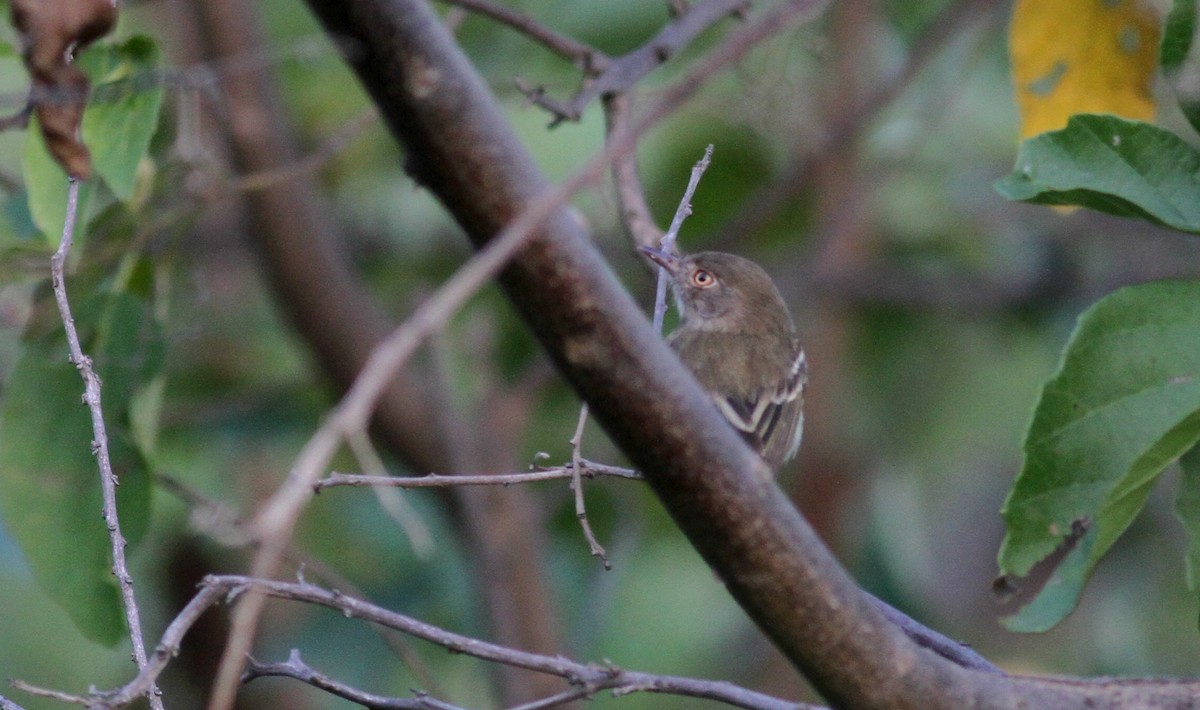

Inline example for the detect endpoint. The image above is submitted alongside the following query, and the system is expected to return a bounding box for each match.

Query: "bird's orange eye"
[691,269,715,288]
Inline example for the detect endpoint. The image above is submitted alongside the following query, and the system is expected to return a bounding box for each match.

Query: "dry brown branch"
[243,651,464,710]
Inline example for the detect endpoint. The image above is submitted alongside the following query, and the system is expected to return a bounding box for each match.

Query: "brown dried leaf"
[10,0,119,179]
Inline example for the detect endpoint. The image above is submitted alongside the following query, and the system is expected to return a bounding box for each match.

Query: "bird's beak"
[638,245,680,275]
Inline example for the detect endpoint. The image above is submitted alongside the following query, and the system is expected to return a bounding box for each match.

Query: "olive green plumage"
[641,248,807,471]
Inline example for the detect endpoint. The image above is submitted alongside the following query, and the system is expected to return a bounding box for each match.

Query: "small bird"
[640,247,807,471]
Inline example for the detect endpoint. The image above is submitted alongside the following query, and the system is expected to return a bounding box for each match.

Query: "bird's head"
[639,247,793,335]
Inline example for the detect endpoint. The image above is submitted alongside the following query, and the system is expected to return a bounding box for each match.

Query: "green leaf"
[77,36,164,202]
[994,114,1200,233]
[1162,0,1200,135]
[23,37,164,240]
[1176,442,1200,591]
[0,287,159,646]
[1162,0,1195,71]
[23,121,96,244]
[998,280,1200,631]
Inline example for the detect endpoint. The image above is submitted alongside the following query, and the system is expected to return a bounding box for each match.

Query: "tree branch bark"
[298,0,1200,707]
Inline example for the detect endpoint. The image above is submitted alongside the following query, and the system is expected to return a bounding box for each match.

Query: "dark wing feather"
[713,344,807,469]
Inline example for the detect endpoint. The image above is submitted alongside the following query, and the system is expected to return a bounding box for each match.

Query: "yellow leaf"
[1010,0,1161,139]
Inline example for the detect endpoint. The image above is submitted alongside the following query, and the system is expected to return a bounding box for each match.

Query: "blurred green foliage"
[2,1,1200,709]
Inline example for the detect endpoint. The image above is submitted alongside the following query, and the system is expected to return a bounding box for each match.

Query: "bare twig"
[507,688,594,710]
[109,576,814,710]
[438,0,604,67]
[518,0,752,126]
[315,462,643,491]
[651,144,714,333]
[7,682,87,706]
[243,650,464,710]
[568,404,610,568]
[48,179,163,710]
[603,93,664,250]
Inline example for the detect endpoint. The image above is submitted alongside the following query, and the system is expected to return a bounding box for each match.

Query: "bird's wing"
[712,345,807,468]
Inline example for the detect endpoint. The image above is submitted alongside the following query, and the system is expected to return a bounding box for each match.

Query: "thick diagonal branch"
[299,0,1200,707]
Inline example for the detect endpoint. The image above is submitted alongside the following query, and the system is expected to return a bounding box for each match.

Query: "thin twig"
[243,650,465,710]
[517,0,752,126]
[48,179,163,710]
[506,686,596,710]
[89,576,815,710]
[867,594,1001,675]
[316,462,643,491]
[7,682,88,705]
[651,144,714,333]
[603,93,664,250]
[569,404,610,569]
[438,0,605,67]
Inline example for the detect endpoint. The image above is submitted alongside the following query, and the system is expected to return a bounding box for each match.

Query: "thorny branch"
[47,180,163,710]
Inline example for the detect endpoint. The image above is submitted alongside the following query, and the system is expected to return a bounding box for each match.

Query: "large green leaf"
[998,280,1200,631]
[0,287,159,646]
[994,114,1200,233]
[77,36,164,202]
[23,121,97,245]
